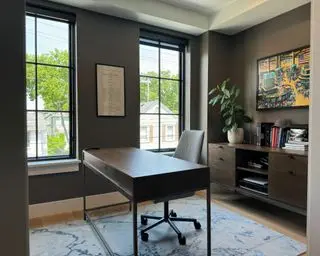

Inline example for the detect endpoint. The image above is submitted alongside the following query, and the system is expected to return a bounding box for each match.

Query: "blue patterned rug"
[30,196,306,256]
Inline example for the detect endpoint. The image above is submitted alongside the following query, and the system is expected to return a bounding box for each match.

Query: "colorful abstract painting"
[257,46,310,110]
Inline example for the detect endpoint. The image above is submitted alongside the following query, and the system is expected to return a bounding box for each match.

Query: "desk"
[82,147,211,256]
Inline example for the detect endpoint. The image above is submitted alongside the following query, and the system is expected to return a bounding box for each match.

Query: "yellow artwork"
[257,46,310,110]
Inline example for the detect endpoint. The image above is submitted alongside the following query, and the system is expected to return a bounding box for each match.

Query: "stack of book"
[283,141,309,151]
[270,127,289,148]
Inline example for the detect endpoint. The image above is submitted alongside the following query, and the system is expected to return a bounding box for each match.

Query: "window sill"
[160,151,175,157]
[28,159,81,176]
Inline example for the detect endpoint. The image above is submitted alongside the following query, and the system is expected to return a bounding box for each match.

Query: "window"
[139,33,185,151]
[26,6,75,161]
[140,126,150,143]
[166,125,175,142]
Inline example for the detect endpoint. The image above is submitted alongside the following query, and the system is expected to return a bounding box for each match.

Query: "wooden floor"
[30,190,307,255]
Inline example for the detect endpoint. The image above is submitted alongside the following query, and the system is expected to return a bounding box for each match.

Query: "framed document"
[96,63,125,117]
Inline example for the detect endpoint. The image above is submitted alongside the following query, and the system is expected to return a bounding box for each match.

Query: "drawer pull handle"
[219,157,224,161]
[289,155,295,160]
[218,146,224,149]
[288,170,296,176]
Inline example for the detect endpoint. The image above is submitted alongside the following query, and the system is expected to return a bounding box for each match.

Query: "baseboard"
[29,192,129,219]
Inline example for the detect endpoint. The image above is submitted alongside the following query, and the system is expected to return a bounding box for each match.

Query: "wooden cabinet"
[269,153,308,209]
[208,144,235,187]
[208,143,308,214]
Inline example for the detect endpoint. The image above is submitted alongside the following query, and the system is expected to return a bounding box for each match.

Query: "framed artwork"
[257,46,310,110]
[96,63,126,117]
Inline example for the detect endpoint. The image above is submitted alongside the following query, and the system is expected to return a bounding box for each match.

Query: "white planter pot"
[227,128,244,144]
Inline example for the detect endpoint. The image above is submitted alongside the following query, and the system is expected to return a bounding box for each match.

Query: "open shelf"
[237,166,268,176]
[237,186,268,198]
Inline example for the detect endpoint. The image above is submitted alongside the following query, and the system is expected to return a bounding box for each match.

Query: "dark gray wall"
[0,0,29,255]
[207,32,232,144]
[198,32,209,164]
[237,4,310,127]
[198,31,234,164]
[28,0,200,204]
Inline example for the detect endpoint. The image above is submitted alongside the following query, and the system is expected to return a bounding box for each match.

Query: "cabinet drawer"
[210,167,235,187]
[209,144,235,187]
[269,153,307,209]
[209,144,235,170]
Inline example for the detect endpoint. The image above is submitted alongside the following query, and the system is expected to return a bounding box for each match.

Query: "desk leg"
[207,187,211,256]
[83,162,87,221]
[132,201,138,256]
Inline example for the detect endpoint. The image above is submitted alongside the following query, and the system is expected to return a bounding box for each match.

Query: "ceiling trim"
[49,0,311,36]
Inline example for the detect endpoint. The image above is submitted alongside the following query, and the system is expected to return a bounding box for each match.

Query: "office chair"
[140,130,205,245]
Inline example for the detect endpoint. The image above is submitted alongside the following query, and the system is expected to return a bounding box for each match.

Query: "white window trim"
[28,159,80,176]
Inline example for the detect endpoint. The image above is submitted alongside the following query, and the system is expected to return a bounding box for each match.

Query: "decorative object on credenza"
[209,78,252,144]
[96,63,126,117]
[282,126,309,151]
[257,46,310,110]
[274,119,292,128]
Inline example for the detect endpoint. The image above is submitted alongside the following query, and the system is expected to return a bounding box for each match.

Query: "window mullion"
[34,15,39,159]
[158,44,161,152]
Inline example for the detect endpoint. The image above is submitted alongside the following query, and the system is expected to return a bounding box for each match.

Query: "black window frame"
[26,5,76,161]
[139,31,186,152]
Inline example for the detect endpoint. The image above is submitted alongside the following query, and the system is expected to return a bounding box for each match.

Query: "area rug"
[30,196,306,256]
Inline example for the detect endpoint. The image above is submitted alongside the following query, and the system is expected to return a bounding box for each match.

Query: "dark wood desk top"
[84,147,208,178]
[83,147,210,202]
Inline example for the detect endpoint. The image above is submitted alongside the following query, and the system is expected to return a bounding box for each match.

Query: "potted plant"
[209,78,252,144]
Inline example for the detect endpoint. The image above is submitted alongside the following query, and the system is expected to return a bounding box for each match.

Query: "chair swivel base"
[140,209,201,245]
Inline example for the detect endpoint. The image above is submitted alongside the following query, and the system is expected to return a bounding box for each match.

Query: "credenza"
[209,143,308,215]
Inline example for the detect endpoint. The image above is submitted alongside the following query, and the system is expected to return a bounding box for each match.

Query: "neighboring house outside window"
[140,126,150,143]
[25,6,76,161]
[165,125,175,142]
[139,33,185,151]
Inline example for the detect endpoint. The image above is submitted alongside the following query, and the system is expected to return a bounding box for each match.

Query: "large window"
[26,7,75,161]
[139,34,185,151]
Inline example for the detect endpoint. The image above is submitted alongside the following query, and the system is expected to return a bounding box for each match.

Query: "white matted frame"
[96,63,126,117]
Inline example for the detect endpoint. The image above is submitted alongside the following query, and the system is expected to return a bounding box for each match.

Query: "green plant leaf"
[234,105,243,111]
[209,95,221,105]
[225,89,230,98]
[221,80,227,92]
[233,122,238,130]
[222,110,230,118]
[209,88,217,95]
[221,101,228,112]
[230,86,236,96]
[222,126,231,133]
[225,116,233,126]
[243,115,253,123]
[235,88,240,98]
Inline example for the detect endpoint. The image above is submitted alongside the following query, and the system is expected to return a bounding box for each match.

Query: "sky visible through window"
[140,44,179,76]
[26,16,69,110]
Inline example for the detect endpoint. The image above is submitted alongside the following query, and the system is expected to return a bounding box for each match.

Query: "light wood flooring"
[29,190,307,255]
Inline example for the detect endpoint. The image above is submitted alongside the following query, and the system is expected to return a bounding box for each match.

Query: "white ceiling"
[50,0,311,35]
[157,0,237,15]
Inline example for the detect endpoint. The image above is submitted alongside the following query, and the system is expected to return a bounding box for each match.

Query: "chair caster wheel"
[178,235,186,245]
[141,216,148,225]
[141,232,149,242]
[194,221,201,230]
[170,210,177,217]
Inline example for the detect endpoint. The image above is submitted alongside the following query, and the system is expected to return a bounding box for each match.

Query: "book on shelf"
[287,141,309,145]
[242,177,268,186]
[283,143,308,151]
[267,125,308,150]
